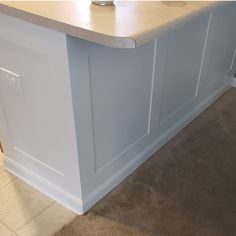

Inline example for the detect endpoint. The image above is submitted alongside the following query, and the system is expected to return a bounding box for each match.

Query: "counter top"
[0,1,222,48]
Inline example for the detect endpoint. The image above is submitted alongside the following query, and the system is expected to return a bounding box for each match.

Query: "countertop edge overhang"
[0,1,224,48]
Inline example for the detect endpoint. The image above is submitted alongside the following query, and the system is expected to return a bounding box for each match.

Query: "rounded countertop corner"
[0,1,224,48]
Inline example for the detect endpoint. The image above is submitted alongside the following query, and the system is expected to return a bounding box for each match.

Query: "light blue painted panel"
[200,3,236,91]
[67,3,236,211]
[0,13,82,198]
[151,13,209,128]
[88,43,155,171]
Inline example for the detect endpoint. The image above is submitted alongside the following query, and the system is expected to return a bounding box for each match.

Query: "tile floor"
[0,151,76,236]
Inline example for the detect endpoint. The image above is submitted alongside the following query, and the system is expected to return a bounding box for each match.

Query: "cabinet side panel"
[0,13,82,211]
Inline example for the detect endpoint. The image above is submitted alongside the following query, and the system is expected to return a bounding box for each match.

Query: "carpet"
[54,88,236,236]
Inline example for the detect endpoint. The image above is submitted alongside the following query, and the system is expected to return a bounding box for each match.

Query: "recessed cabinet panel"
[0,38,69,175]
[89,43,154,171]
[0,13,81,197]
[200,3,236,90]
[0,39,49,160]
[151,14,209,127]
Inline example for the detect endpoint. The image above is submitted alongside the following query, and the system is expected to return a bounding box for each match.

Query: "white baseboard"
[4,84,231,215]
[4,156,84,214]
[82,83,231,213]
[232,78,236,87]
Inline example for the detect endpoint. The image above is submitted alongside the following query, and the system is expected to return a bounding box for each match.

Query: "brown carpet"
[54,88,236,236]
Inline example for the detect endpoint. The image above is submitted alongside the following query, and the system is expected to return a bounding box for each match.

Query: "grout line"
[0,174,55,234]
[0,177,17,192]
[14,201,55,233]
[0,219,14,234]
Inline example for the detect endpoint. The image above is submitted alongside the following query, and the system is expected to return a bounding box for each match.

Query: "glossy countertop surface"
[0,1,221,48]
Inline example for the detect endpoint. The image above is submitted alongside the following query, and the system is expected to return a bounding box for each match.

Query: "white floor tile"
[0,179,53,230]
[0,222,12,236]
[0,152,4,167]
[0,167,16,189]
[17,203,76,236]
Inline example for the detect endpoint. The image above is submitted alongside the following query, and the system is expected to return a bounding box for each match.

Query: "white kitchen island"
[0,1,236,214]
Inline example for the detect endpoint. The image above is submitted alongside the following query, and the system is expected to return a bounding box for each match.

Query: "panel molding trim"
[14,147,64,177]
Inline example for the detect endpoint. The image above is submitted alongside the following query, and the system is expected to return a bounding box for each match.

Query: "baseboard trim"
[3,83,232,215]
[82,83,231,213]
[4,156,83,214]
[232,78,236,87]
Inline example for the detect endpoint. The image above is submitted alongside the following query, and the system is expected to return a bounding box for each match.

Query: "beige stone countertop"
[0,1,222,48]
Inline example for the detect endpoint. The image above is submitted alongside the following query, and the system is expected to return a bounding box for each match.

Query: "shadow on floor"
[55,89,236,236]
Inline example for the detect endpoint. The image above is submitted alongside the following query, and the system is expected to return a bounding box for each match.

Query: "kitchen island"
[0,1,236,214]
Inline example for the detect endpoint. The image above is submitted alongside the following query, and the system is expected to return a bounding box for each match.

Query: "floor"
[55,88,236,236]
[0,151,76,236]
